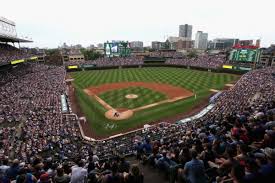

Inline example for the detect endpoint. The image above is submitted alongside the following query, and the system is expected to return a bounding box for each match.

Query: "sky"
[1,0,274,48]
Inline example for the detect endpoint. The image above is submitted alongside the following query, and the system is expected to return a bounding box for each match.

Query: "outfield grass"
[71,67,240,136]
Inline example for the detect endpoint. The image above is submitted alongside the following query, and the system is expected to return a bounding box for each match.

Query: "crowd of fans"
[91,57,144,67]
[0,59,274,182]
[149,51,183,58]
[132,67,275,183]
[64,57,144,67]
[0,63,69,158]
[166,55,226,69]
[64,54,225,70]
[0,44,32,64]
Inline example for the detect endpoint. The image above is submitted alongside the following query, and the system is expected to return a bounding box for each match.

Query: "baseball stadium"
[1,11,275,183]
[68,67,239,138]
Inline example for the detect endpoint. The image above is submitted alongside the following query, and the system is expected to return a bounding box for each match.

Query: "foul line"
[85,88,192,114]
[132,96,187,112]
[93,95,113,110]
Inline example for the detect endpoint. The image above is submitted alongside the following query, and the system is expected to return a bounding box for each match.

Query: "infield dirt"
[83,82,194,120]
[84,82,193,99]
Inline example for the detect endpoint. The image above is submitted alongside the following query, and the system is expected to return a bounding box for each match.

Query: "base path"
[132,96,187,112]
[84,82,194,120]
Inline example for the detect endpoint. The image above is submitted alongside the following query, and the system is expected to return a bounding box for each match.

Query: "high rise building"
[151,41,162,50]
[194,31,208,50]
[130,41,143,48]
[208,38,239,50]
[260,45,275,66]
[256,39,261,47]
[130,41,143,51]
[176,40,193,50]
[167,37,192,50]
[179,24,192,39]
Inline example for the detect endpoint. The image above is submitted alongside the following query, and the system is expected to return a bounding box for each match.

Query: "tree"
[80,49,103,60]
[187,50,198,58]
[45,48,60,55]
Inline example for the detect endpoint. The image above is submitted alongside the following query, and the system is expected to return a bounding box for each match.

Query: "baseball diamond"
[69,67,239,138]
[84,82,193,120]
[84,82,193,109]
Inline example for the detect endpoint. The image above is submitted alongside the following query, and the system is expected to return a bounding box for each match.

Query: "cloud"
[1,0,274,48]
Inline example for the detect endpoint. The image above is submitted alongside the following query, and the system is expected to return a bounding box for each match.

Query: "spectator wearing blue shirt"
[6,159,20,181]
[259,147,275,182]
[156,150,176,173]
[182,150,207,183]
[142,138,152,155]
[135,142,143,160]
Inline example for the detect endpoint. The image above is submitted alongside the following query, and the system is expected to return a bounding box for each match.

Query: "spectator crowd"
[166,55,226,69]
[0,44,32,64]
[0,57,274,182]
[64,54,226,70]
[149,51,183,58]
[64,57,144,68]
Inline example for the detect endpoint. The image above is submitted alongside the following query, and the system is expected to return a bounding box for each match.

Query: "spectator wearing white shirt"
[70,159,87,183]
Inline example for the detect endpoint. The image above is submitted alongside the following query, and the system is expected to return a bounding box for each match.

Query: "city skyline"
[1,0,274,48]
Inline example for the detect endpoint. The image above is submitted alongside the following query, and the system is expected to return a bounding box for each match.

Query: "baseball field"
[70,67,239,138]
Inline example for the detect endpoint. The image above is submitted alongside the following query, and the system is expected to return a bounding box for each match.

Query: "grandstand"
[1,54,275,183]
[0,17,33,66]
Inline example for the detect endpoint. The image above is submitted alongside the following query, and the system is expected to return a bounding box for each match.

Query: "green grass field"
[99,87,167,109]
[70,67,240,137]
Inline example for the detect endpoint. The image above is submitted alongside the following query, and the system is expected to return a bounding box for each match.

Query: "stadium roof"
[0,34,33,43]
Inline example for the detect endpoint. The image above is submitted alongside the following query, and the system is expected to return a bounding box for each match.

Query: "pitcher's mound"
[105,108,134,120]
[125,94,138,99]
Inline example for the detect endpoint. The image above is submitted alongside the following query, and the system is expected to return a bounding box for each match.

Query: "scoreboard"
[229,49,260,62]
[104,41,131,57]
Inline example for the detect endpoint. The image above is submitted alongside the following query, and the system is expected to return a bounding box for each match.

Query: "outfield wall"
[66,64,248,75]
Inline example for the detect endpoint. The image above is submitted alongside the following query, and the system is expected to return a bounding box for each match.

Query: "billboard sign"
[229,49,260,62]
[104,41,131,57]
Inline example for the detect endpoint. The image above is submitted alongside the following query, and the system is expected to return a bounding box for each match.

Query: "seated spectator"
[54,167,70,183]
[118,156,130,173]
[208,146,238,182]
[199,143,216,169]
[102,162,123,183]
[180,149,207,183]
[6,159,20,181]
[156,150,176,173]
[230,163,245,183]
[235,144,250,166]
[125,164,143,183]
[243,158,261,183]
[0,158,10,175]
[38,173,51,183]
[71,159,87,183]
[16,168,37,183]
[259,147,275,182]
